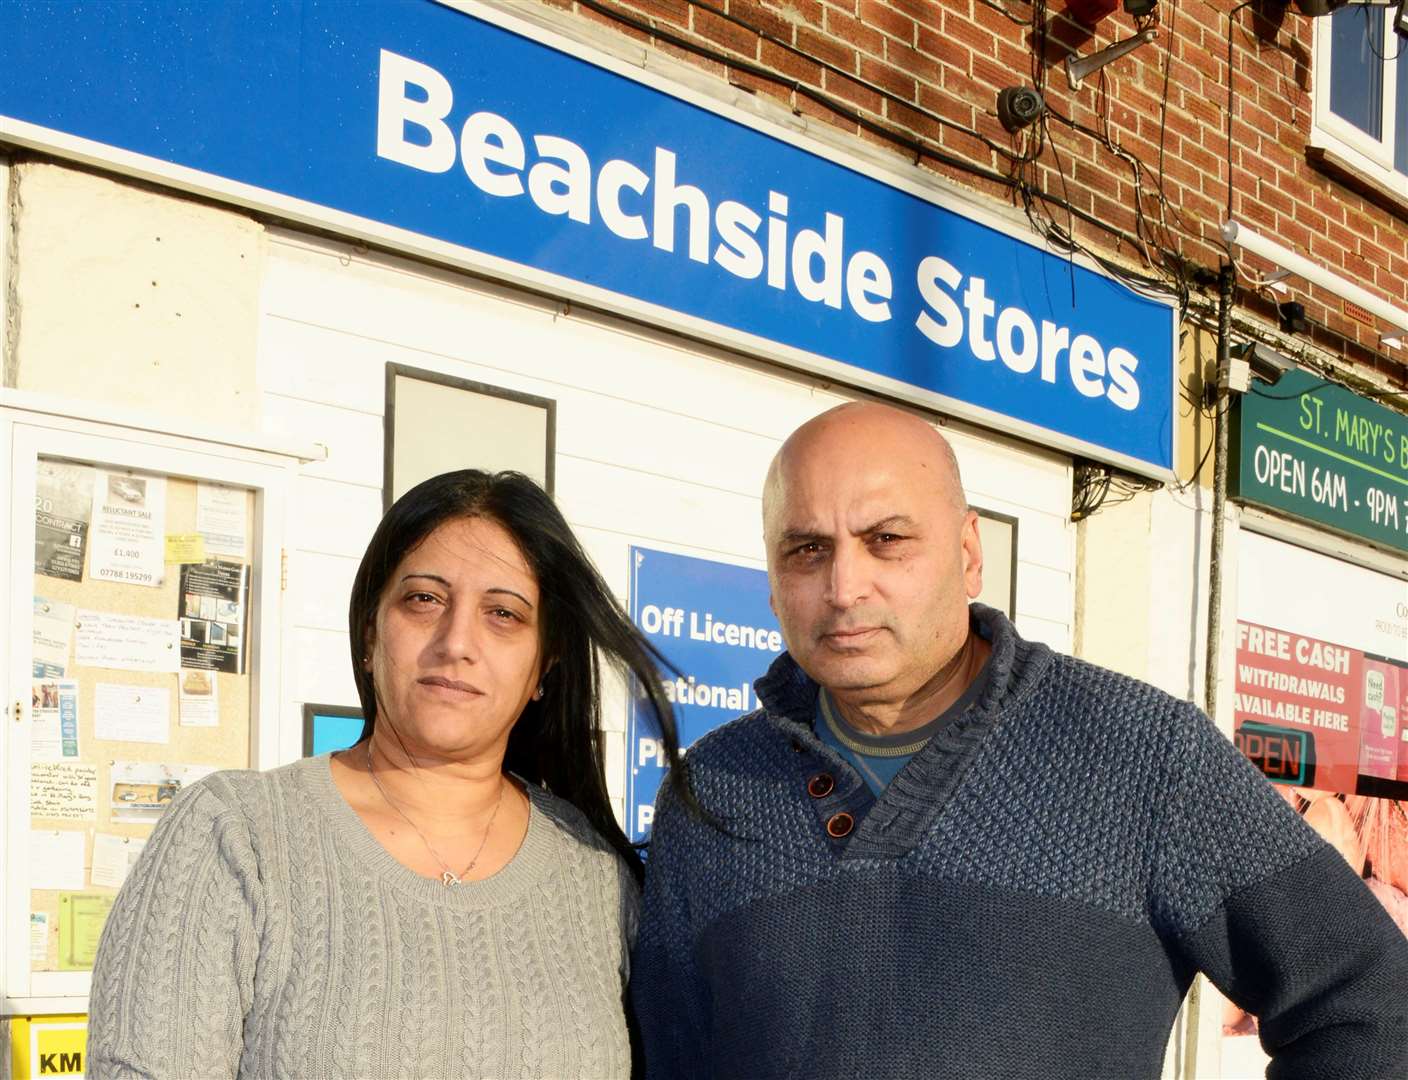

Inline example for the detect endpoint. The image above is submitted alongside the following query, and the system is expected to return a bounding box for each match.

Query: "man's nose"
[825,544,869,608]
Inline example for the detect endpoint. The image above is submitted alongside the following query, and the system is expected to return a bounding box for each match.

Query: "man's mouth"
[820,627,883,647]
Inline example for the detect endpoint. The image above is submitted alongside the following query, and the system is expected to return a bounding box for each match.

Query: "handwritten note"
[75,611,180,673]
[94,683,171,744]
[30,762,99,821]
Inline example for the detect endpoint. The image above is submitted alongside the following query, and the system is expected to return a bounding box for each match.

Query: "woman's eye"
[404,591,441,608]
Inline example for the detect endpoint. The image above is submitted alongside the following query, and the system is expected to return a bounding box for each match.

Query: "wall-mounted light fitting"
[1066,28,1159,88]
[1261,270,1291,294]
[1222,219,1408,345]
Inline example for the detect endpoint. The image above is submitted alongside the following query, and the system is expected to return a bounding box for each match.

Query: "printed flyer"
[33,461,94,582]
[88,470,166,587]
[178,559,249,673]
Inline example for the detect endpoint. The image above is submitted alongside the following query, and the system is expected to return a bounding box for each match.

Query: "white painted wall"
[258,228,1077,823]
[8,163,263,424]
[1075,485,1220,708]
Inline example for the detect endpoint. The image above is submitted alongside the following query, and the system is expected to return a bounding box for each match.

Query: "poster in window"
[34,461,94,582]
[178,560,249,673]
[1224,532,1408,1056]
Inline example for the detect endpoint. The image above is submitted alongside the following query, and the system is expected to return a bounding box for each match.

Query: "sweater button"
[807,773,835,798]
[826,812,854,838]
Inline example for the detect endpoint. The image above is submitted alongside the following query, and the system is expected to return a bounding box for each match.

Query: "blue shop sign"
[0,0,1176,473]
[626,547,781,840]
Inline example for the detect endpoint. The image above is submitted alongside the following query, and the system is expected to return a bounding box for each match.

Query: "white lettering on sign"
[1252,444,1306,497]
[375,49,1145,412]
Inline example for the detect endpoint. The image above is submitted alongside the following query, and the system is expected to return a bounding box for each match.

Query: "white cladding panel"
[258,231,1077,819]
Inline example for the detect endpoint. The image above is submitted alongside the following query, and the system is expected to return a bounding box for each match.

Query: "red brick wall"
[538,0,1408,386]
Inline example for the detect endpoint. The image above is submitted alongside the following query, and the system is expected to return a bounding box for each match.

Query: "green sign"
[1231,369,1408,554]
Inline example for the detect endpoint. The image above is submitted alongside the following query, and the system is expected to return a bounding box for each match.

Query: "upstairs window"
[1313,5,1408,195]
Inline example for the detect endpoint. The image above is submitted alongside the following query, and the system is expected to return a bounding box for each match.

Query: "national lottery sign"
[626,547,782,840]
[0,0,1176,475]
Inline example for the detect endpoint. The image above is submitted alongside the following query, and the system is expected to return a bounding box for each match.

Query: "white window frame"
[1312,5,1408,196]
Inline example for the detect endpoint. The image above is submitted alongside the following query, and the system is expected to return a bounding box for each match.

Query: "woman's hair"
[348,469,686,881]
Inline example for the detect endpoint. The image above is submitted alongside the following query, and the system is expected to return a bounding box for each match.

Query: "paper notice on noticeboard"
[34,460,94,583]
[110,760,216,823]
[90,832,146,890]
[179,560,249,673]
[33,596,76,677]
[94,683,170,745]
[178,669,219,726]
[31,678,80,760]
[30,762,98,822]
[30,911,50,965]
[74,610,180,673]
[89,470,166,587]
[164,533,206,564]
[58,892,114,971]
[197,482,248,558]
[30,830,86,891]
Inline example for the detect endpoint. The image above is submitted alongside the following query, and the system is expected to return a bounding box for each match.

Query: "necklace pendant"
[441,870,461,887]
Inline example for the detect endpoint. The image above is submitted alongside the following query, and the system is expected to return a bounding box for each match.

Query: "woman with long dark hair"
[89,470,684,1079]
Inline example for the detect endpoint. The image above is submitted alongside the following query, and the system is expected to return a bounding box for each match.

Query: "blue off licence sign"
[0,1,1175,474]
[627,547,782,840]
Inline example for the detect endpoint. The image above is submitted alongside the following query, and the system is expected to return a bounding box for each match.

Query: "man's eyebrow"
[857,515,917,535]
[778,529,828,548]
[399,575,534,608]
[777,516,916,547]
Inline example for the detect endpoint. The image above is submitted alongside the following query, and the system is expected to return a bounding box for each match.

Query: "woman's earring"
[533,682,544,700]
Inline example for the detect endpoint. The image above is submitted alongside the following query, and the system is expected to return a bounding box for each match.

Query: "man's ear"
[960,510,985,601]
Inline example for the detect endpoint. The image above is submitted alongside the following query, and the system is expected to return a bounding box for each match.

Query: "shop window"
[384,364,555,510]
[1313,7,1408,195]
[974,508,1018,620]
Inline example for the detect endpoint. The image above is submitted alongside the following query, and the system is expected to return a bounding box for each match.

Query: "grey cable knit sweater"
[88,754,638,1079]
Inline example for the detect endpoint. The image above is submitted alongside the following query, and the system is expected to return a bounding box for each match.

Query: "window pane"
[1330,6,1384,139]
[1397,33,1408,173]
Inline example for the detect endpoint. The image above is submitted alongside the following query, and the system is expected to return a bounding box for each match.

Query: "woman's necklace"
[364,743,506,887]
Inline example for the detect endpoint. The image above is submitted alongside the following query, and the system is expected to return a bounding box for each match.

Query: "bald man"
[631,402,1408,1080]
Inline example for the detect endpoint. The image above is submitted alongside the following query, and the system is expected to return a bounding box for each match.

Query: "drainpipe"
[1185,260,1236,1080]
[1205,262,1234,727]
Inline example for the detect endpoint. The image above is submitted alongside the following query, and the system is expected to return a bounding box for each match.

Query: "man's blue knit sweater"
[631,604,1408,1079]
